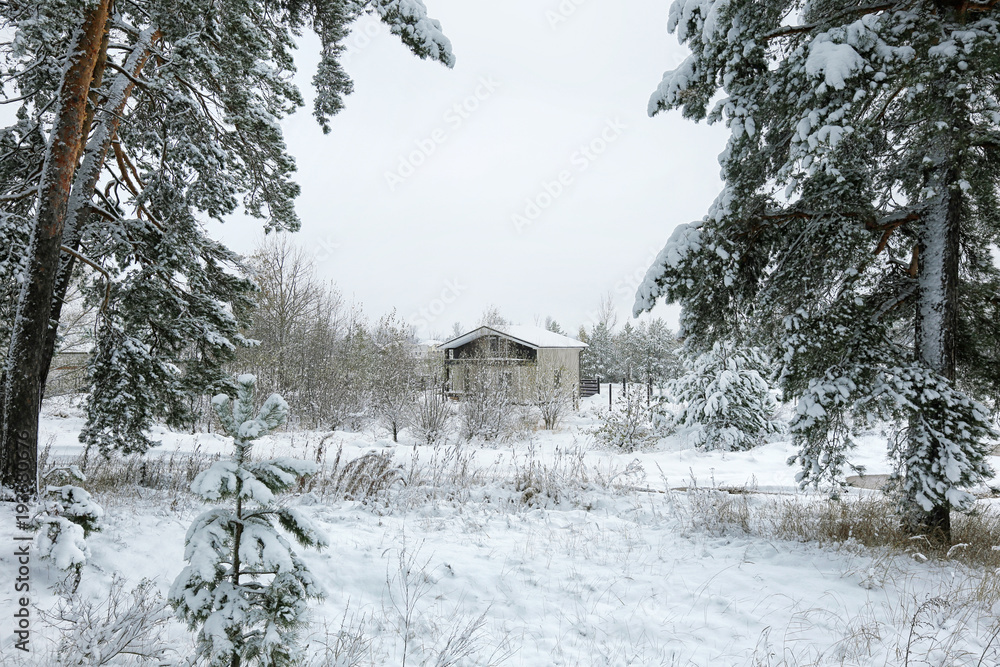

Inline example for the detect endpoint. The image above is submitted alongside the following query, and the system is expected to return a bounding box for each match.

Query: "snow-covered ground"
[3,390,1000,666]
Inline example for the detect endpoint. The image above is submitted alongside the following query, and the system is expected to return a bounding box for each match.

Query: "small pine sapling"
[670,341,779,451]
[32,465,104,592]
[169,375,327,667]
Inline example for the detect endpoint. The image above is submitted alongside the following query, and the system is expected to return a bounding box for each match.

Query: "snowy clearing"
[2,391,1000,666]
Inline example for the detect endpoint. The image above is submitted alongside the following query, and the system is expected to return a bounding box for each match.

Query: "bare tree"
[234,236,359,430]
[530,363,575,430]
[369,312,418,442]
[597,291,619,330]
[477,306,508,328]
[458,339,522,442]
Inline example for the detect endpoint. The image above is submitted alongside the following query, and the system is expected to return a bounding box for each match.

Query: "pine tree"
[635,0,999,539]
[614,322,643,382]
[32,465,104,592]
[636,318,683,390]
[580,321,616,381]
[670,341,778,452]
[0,0,457,495]
[169,375,326,667]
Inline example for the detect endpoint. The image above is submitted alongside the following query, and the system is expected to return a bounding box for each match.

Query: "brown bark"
[0,0,112,499]
[38,30,157,398]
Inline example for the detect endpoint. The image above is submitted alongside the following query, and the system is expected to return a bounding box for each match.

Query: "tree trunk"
[37,29,158,396]
[913,155,962,542]
[0,0,111,499]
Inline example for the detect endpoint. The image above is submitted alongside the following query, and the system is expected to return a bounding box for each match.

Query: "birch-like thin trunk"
[0,0,112,498]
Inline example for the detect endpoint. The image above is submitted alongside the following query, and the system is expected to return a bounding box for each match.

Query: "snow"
[3,393,998,664]
[440,325,588,350]
[633,221,703,316]
[805,39,865,91]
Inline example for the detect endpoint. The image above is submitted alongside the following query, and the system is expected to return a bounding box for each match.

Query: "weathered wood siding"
[536,348,582,396]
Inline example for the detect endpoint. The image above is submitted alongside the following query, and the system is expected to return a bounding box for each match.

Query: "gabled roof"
[439,325,588,351]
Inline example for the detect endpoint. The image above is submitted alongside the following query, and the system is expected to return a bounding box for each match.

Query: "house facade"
[439,325,588,399]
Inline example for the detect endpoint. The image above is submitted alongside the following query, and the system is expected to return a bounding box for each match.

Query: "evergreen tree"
[0,0,456,494]
[544,316,564,335]
[580,321,616,381]
[614,322,642,382]
[32,466,104,592]
[670,341,779,452]
[636,318,683,390]
[170,375,325,667]
[635,0,999,538]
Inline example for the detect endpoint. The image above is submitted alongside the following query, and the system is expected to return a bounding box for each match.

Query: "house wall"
[445,347,583,399]
[536,348,582,395]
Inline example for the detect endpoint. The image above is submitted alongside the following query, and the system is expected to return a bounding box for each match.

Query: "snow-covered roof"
[439,325,587,351]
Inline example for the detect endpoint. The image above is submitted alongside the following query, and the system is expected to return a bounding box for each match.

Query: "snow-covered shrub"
[331,450,403,501]
[459,361,520,442]
[44,575,172,666]
[169,375,327,667]
[670,342,778,451]
[529,365,576,431]
[407,389,453,445]
[592,384,659,452]
[32,466,104,590]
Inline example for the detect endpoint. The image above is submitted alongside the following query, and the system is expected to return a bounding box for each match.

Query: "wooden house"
[439,325,588,399]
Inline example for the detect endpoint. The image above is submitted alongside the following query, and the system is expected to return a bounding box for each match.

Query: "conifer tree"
[580,321,616,381]
[170,375,326,667]
[670,342,778,451]
[0,0,456,495]
[635,0,999,539]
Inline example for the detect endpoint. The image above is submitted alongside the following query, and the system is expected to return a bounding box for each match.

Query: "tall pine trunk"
[0,0,111,498]
[912,153,962,542]
[37,30,157,398]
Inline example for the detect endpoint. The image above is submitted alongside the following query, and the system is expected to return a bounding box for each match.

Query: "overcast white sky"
[208,1,729,340]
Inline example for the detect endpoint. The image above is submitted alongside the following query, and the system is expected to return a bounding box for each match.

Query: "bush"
[592,384,659,452]
[408,390,453,445]
[43,576,172,666]
[529,365,576,431]
[459,364,519,442]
